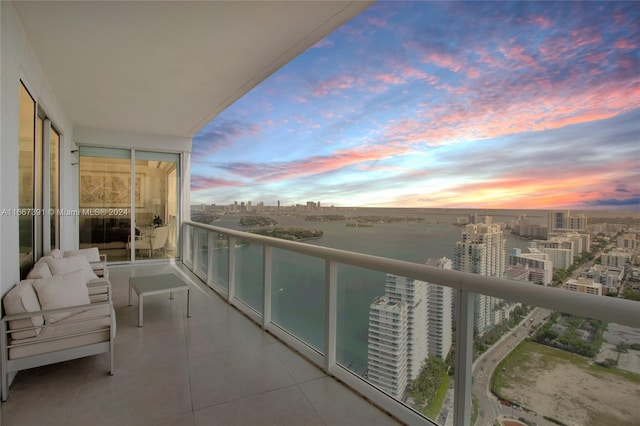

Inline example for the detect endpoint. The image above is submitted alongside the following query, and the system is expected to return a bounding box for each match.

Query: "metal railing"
[183,220,640,426]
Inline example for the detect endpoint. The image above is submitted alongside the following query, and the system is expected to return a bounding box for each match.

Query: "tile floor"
[1,263,401,426]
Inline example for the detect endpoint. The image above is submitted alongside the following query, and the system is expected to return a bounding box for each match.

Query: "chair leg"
[1,372,7,401]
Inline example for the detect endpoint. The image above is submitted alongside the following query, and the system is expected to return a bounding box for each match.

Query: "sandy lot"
[498,343,640,426]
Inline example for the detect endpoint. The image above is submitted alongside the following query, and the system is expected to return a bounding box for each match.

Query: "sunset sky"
[190,1,639,210]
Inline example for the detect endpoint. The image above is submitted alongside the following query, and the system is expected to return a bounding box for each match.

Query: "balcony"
[181,220,640,426]
[1,262,400,425]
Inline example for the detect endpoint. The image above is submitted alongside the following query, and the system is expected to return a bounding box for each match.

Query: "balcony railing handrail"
[185,220,639,328]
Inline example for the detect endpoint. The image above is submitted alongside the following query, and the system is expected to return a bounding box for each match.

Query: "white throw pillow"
[64,247,101,263]
[47,255,99,282]
[2,279,44,339]
[27,256,53,279]
[32,270,91,323]
[48,248,64,259]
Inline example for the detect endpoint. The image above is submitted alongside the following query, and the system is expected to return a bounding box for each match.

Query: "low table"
[128,274,191,327]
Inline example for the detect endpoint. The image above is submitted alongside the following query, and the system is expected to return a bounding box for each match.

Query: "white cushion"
[48,248,64,259]
[27,257,53,279]
[2,280,44,339]
[47,256,99,282]
[64,247,101,263]
[32,270,91,323]
[8,304,113,360]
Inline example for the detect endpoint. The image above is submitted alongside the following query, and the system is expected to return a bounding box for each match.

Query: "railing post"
[263,246,272,329]
[454,289,474,426]
[228,236,236,303]
[324,260,337,374]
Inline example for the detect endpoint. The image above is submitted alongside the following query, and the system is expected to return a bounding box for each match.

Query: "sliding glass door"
[133,151,180,260]
[79,147,180,262]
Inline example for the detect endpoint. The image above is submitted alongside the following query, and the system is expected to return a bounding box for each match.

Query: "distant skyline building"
[548,210,588,232]
[453,222,507,335]
[600,250,632,268]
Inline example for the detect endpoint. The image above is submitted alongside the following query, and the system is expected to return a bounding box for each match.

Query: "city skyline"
[190,2,639,211]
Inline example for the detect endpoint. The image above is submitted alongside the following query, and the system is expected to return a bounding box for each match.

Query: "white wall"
[1,2,193,294]
[1,2,75,294]
[74,126,191,153]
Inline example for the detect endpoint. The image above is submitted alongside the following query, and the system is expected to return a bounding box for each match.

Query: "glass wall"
[79,149,132,262]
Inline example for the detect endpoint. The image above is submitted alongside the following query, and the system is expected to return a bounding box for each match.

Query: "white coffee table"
[129,273,191,327]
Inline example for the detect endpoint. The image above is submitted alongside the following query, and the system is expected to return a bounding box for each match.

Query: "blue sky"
[190,1,639,210]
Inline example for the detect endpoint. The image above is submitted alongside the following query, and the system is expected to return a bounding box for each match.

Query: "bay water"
[211,208,541,375]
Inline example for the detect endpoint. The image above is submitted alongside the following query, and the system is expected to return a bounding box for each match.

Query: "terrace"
[1,262,399,426]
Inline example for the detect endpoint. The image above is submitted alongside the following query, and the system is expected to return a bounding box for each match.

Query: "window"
[18,81,62,278]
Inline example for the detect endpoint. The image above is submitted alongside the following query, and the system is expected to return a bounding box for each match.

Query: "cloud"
[312,39,334,49]
[217,145,414,183]
[312,74,358,96]
[192,119,260,160]
[191,175,244,191]
[587,198,640,208]
[615,39,638,49]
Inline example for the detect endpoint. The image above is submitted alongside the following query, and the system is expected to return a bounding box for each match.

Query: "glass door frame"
[78,146,181,263]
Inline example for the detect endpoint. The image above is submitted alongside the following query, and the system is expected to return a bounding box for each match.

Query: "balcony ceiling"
[14,1,372,137]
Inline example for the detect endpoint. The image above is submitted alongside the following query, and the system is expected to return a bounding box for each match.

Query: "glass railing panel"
[193,227,208,280]
[478,305,640,426]
[234,237,264,314]
[271,248,325,352]
[210,232,229,291]
[183,224,193,267]
[337,264,456,425]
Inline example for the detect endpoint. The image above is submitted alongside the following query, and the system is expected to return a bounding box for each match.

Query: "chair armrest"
[90,261,109,279]
[87,278,111,302]
[99,253,107,262]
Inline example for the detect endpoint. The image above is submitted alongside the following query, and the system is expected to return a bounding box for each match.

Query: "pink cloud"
[222,145,414,183]
[569,28,603,48]
[313,74,357,96]
[191,176,243,191]
[529,15,552,29]
[367,17,387,28]
[312,39,334,49]
[422,52,464,72]
[615,39,638,49]
[376,72,404,85]
[381,74,640,148]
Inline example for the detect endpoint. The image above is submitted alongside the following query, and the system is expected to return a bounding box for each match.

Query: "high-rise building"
[384,274,428,380]
[424,257,454,360]
[367,257,455,398]
[565,277,603,296]
[508,248,553,285]
[367,296,409,399]
[453,223,506,335]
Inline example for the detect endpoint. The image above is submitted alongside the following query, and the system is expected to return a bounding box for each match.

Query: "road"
[471,307,552,426]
